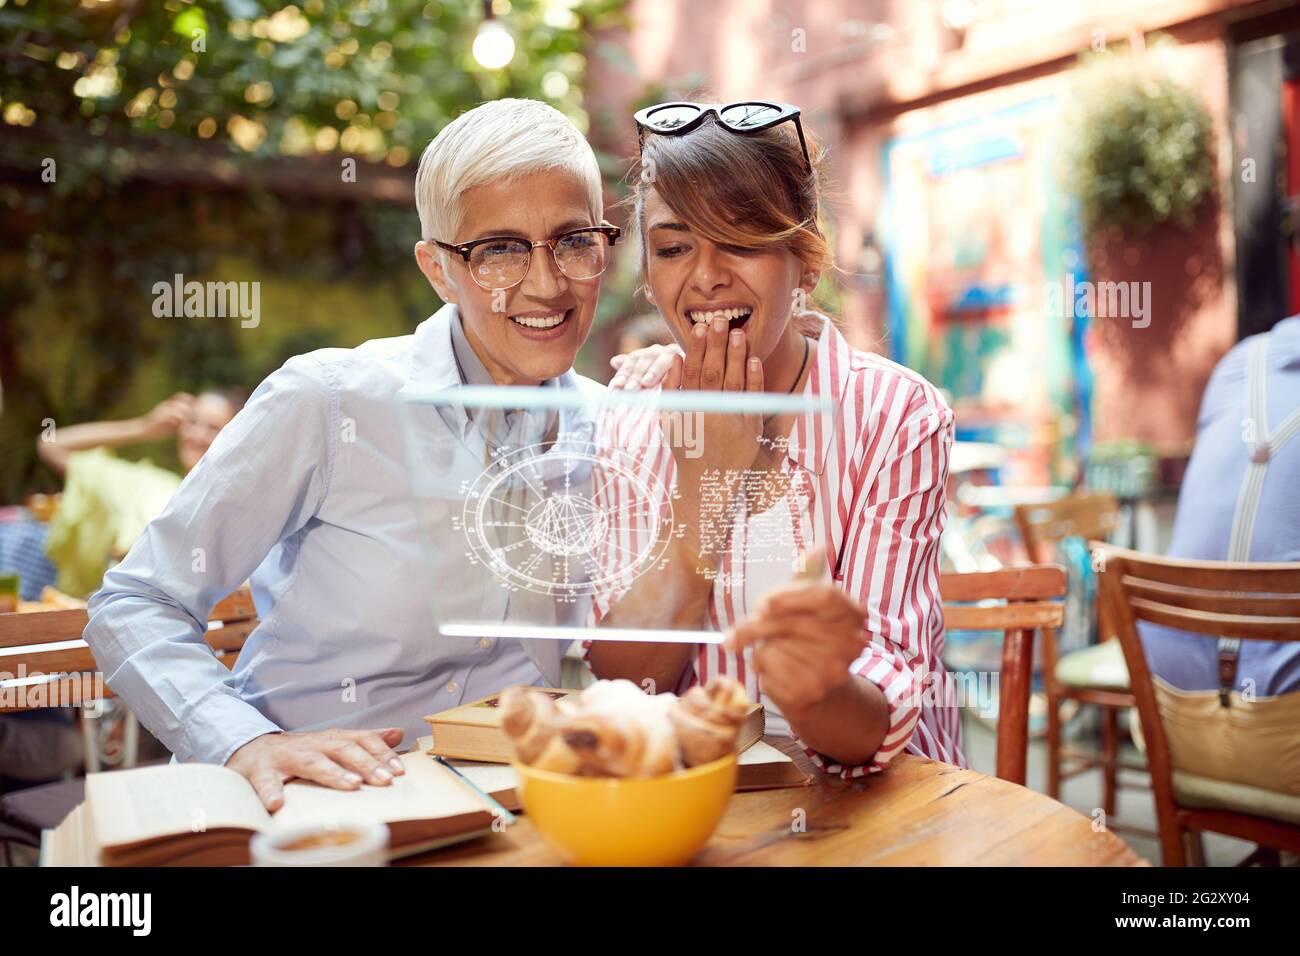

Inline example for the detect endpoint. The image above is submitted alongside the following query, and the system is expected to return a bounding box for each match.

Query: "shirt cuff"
[179,687,283,766]
[793,651,923,779]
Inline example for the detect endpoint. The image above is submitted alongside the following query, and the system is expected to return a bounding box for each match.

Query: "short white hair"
[415,98,603,243]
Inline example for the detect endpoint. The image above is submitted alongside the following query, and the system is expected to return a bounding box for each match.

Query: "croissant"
[498,685,582,774]
[562,682,679,777]
[501,677,753,778]
[669,676,751,767]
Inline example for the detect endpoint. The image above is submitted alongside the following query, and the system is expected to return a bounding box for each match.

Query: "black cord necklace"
[762,334,811,426]
[786,334,811,394]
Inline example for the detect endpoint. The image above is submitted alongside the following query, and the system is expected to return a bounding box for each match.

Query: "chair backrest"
[1014,490,1119,564]
[940,565,1067,786]
[1092,542,1300,863]
[1014,489,1120,644]
[0,588,258,714]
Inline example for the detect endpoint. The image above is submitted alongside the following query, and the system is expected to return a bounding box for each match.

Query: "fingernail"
[694,323,707,338]
[749,357,760,370]
[389,758,404,774]
[730,330,742,345]
[343,772,363,785]
[712,317,726,333]
[374,767,392,783]
[625,380,640,390]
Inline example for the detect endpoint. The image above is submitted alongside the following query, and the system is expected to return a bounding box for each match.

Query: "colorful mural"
[881,95,1092,485]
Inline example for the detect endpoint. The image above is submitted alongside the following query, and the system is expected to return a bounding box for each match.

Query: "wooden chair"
[1094,543,1300,865]
[940,566,1067,786]
[1013,491,1148,828]
[0,588,258,861]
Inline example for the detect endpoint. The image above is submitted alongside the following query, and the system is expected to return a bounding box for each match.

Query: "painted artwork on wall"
[880,95,1092,486]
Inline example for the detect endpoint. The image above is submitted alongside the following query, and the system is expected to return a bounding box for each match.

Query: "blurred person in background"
[36,389,245,599]
[1140,312,1300,796]
[0,376,85,792]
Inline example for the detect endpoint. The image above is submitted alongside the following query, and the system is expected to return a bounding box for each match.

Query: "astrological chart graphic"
[455,440,676,601]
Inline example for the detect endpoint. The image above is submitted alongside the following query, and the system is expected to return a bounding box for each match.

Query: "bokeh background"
[3,0,1300,866]
[3,0,1299,503]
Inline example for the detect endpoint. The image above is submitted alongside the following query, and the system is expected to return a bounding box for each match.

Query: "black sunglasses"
[633,100,812,173]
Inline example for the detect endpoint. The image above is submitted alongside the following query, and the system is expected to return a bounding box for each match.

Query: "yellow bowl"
[513,754,738,866]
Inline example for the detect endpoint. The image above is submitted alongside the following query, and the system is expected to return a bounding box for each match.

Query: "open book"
[43,754,504,867]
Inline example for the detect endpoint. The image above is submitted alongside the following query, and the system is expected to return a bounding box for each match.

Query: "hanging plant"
[1064,41,1214,236]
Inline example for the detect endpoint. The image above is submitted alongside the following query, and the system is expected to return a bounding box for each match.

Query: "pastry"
[669,676,751,767]
[501,677,753,778]
[498,685,582,774]
[562,680,679,777]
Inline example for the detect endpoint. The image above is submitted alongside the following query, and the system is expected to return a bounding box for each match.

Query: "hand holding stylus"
[726,548,870,716]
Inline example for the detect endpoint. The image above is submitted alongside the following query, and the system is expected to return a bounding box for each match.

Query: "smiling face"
[415,169,604,386]
[641,186,815,367]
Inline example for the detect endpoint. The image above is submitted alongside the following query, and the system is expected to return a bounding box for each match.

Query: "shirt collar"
[403,302,592,445]
[449,306,496,387]
[785,315,854,476]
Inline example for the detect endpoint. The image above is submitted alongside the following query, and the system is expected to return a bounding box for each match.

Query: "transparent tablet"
[398,383,835,644]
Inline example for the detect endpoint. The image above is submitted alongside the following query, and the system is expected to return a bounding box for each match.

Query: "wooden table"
[409,740,1145,866]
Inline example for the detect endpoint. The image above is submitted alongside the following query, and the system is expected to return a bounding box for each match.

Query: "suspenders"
[1218,332,1300,704]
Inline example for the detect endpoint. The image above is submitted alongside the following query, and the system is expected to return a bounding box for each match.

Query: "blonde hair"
[415,99,602,242]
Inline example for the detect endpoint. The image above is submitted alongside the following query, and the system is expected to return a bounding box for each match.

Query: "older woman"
[84,99,619,810]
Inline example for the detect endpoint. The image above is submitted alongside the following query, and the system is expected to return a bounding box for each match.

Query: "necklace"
[786,334,811,394]
[762,335,811,426]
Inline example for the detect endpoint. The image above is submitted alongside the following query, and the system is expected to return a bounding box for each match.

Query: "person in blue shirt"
[1142,315,1300,692]
[1140,313,1300,795]
[84,99,620,811]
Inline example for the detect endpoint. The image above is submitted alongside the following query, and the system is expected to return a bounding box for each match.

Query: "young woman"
[589,101,965,775]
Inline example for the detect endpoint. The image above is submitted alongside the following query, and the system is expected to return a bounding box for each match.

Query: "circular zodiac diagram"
[460,440,675,599]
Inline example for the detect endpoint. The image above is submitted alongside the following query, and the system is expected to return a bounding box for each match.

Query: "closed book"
[427,738,811,813]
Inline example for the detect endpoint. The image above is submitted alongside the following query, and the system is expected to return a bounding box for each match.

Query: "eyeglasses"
[633,100,812,173]
[429,222,621,291]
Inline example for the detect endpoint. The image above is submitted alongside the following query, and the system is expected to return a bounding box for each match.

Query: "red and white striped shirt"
[590,317,966,776]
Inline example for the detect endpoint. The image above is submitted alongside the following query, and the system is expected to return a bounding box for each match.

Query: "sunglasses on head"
[633,100,812,173]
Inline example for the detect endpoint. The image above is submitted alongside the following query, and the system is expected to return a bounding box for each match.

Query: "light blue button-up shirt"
[1140,314,1300,695]
[84,304,602,765]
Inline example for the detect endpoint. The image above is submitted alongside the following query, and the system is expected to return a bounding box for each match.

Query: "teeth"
[688,308,753,323]
[509,312,567,329]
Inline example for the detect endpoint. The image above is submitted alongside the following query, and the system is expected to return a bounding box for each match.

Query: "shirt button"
[477,638,492,649]
[446,681,459,694]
